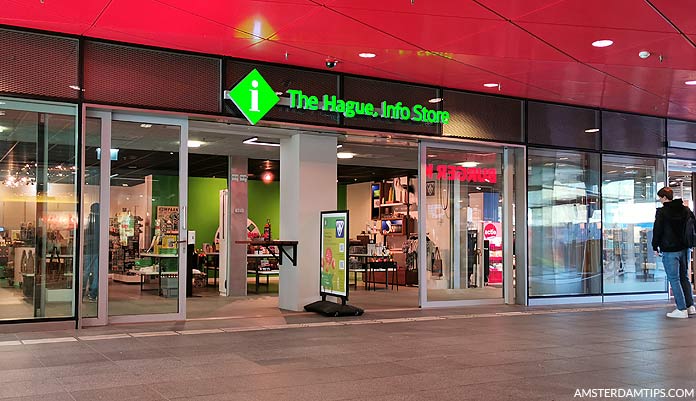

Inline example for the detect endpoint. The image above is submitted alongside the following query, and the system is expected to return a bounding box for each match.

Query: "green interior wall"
[188,177,228,249]
[151,178,347,245]
[247,180,280,240]
[337,184,347,210]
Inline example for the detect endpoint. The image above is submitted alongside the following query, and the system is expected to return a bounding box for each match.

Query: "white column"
[279,133,337,311]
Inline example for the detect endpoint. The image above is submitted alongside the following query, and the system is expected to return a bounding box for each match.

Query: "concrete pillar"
[228,156,248,296]
[279,133,337,311]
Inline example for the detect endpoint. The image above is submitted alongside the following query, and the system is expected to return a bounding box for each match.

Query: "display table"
[235,240,298,266]
[137,253,178,296]
[349,254,398,291]
[201,252,219,287]
[247,269,280,294]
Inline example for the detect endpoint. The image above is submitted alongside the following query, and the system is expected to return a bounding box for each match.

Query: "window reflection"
[528,149,601,296]
[602,156,666,294]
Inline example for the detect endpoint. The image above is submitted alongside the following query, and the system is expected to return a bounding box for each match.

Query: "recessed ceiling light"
[592,40,613,48]
[140,124,152,128]
[0,111,5,116]
[69,85,82,91]
[358,52,376,58]
[685,80,696,86]
[584,128,599,133]
[427,154,437,158]
[457,161,478,168]
[336,144,343,149]
[275,91,284,96]
[337,152,355,159]
[428,97,443,103]
[483,83,499,88]
[667,152,676,156]
[187,140,203,148]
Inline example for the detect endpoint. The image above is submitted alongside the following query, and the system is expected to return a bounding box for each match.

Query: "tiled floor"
[1,302,695,400]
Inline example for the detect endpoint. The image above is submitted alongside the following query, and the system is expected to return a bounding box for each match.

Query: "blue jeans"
[661,249,694,310]
[83,253,98,299]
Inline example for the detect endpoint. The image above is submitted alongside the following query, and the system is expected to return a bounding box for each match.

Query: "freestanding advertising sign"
[320,211,349,299]
[305,210,363,316]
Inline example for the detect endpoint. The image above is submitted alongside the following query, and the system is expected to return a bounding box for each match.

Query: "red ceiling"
[1,0,696,120]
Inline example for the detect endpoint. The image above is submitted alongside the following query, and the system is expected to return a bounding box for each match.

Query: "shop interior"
[667,158,696,290]
[0,108,77,322]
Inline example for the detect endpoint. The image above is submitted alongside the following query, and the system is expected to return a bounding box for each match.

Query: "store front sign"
[426,164,497,184]
[286,90,450,124]
[224,69,450,125]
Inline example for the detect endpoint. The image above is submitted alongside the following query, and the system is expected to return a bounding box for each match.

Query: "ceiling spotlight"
[428,97,443,103]
[337,152,355,159]
[261,170,274,184]
[638,51,651,59]
[483,83,499,88]
[358,52,376,58]
[242,137,280,147]
[187,140,203,148]
[584,128,600,133]
[592,40,613,48]
[685,80,696,86]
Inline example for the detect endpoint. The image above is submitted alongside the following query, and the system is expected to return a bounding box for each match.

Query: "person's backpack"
[684,209,696,248]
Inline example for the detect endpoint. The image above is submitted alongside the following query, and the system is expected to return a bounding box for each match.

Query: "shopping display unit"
[350,177,419,288]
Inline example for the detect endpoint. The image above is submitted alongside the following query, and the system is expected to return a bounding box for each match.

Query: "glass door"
[81,110,188,326]
[418,141,523,307]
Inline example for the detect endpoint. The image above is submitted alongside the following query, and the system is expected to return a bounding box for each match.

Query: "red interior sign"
[426,164,497,184]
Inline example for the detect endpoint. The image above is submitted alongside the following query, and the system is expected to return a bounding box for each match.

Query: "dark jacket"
[652,199,694,252]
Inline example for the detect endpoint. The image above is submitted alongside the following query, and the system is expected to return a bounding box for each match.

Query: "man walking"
[652,187,696,318]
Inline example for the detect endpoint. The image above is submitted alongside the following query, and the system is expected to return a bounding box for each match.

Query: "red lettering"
[456,166,466,181]
[426,164,434,179]
[437,165,447,180]
[447,165,456,181]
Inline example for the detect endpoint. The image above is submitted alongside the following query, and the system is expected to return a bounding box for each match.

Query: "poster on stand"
[320,211,349,298]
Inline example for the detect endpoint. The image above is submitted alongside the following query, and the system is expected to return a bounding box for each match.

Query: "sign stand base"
[304,297,364,317]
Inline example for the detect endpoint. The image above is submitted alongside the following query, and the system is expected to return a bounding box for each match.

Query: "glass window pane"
[424,144,507,302]
[0,100,77,321]
[528,148,601,297]
[108,120,180,316]
[602,155,666,294]
[82,117,101,318]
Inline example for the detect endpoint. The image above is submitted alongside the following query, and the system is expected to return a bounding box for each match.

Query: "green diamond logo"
[225,69,279,125]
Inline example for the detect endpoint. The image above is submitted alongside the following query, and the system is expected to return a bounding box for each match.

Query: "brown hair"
[658,187,674,200]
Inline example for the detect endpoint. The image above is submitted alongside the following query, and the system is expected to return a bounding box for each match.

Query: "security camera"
[325,59,338,69]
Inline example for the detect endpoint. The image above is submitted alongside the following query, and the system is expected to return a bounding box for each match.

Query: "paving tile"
[70,385,168,401]
[0,378,64,399]
[0,393,75,401]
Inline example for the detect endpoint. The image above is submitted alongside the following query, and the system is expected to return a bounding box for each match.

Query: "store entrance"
[667,159,696,291]
[81,110,188,326]
[419,141,524,306]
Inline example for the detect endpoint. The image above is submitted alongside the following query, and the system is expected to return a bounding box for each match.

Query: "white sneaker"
[666,309,689,319]
[688,306,696,316]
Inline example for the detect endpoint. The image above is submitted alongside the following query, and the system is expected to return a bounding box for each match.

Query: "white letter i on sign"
[250,80,259,112]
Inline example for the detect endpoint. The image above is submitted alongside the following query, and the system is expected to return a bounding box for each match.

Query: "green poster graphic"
[320,211,348,297]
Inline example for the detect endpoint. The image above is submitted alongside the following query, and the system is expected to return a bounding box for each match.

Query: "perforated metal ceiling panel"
[0,29,79,100]
[83,41,220,113]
